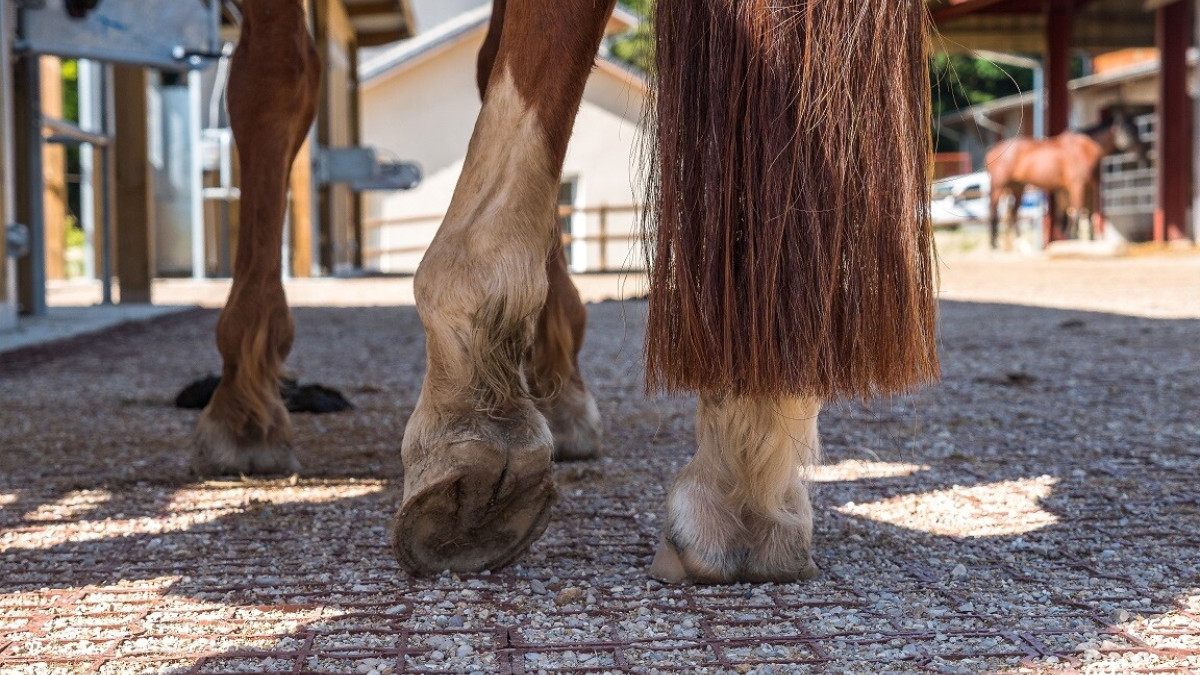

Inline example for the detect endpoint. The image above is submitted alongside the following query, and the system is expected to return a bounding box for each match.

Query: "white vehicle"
[931,171,1043,227]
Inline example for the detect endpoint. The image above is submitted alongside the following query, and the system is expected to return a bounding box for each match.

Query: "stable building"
[929,0,1198,245]
[0,0,417,331]
[358,3,647,274]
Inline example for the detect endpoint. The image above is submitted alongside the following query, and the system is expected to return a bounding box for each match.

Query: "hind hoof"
[648,473,819,584]
[544,385,602,462]
[191,411,299,477]
[393,414,557,574]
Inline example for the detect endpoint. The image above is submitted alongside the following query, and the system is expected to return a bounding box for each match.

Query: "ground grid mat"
[1,296,1199,674]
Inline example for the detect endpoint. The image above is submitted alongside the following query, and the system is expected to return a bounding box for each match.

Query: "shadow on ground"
[1,301,1197,673]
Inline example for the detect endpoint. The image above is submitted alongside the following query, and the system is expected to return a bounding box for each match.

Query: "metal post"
[975,50,1044,139]
[0,1,16,330]
[1156,0,1192,243]
[100,64,115,305]
[1194,0,1200,241]
[1043,2,1072,246]
[22,54,46,315]
[188,69,205,280]
[78,60,98,280]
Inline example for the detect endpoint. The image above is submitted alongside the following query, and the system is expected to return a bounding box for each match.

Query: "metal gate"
[1099,113,1156,241]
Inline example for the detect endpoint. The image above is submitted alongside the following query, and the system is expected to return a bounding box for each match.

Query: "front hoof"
[393,423,557,574]
[191,412,299,477]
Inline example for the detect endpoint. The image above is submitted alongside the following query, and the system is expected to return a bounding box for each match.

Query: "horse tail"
[643,0,939,400]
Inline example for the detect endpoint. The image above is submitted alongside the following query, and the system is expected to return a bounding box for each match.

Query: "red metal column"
[1156,0,1193,243]
[1045,4,1072,137]
[1043,1,1073,245]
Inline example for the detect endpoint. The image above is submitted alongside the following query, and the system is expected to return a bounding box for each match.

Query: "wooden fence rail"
[362,203,644,273]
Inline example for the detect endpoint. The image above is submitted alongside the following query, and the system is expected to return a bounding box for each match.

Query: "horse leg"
[392,0,617,574]
[1008,183,1024,247]
[645,0,936,582]
[650,396,821,583]
[192,0,319,475]
[476,1,601,462]
[989,188,1002,250]
[532,242,602,460]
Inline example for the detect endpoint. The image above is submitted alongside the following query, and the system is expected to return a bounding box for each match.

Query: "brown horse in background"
[986,112,1146,248]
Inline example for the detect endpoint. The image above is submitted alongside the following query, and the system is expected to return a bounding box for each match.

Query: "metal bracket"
[314,146,422,192]
[6,223,30,259]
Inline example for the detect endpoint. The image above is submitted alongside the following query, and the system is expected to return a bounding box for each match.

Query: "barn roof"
[359,3,641,83]
[344,0,418,47]
[927,0,1158,53]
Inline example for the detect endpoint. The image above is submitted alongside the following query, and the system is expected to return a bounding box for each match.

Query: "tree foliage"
[931,54,1034,119]
[609,0,653,73]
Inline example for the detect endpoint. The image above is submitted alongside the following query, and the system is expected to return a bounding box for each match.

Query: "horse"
[188,0,937,584]
[985,111,1147,249]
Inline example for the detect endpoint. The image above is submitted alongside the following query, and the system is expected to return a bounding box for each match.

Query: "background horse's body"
[986,117,1143,247]
[192,0,937,584]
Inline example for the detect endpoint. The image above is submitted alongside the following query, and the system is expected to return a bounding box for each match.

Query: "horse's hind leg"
[645,0,936,582]
[531,243,601,460]
[192,1,318,476]
[1008,183,1024,247]
[392,0,617,574]
[650,396,821,583]
[989,189,1002,249]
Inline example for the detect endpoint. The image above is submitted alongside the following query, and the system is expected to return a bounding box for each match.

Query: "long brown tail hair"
[643,0,939,400]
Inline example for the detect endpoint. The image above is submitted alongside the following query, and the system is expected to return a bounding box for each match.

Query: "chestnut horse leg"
[532,243,602,460]
[644,0,936,583]
[477,1,601,462]
[392,0,617,574]
[192,1,319,476]
[1067,182,1087,240]
[1008,183,1025,248]
[989,189,1002,250]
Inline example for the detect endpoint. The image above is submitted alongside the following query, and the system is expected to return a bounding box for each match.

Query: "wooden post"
[1156,0,1192,243]
[598,205,608,272]
[289,135,315,277]
[41,57,66,281]
[112,65,153,303]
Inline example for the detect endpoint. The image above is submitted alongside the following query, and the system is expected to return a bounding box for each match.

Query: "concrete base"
[1044,239,1131,259]
[0,304,195,355]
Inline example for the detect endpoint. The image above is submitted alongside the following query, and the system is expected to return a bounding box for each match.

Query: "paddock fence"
[362,203,645,274]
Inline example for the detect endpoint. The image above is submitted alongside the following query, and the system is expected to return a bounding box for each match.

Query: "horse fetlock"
[540,377,602,461]
[650,395,821,583]
[393,398,556,574]
[650,465,817,584]
[191,402,297,477]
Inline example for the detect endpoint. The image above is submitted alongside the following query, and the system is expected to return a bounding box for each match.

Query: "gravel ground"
[2,257,1199,674]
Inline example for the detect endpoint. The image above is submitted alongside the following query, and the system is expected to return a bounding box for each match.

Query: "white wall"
[360,33,646,273]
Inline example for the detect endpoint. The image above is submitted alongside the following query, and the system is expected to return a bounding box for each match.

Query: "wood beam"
[40,57,65,281]
[113,65,153,303]
[343,0,396,17]
[933,0,1013,22]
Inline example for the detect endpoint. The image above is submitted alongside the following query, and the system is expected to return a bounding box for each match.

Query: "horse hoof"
[649,477,819,584]
[649,536,819,584]
[191,411,299,476]
[544,385,602,461]
[393,423,557,574]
